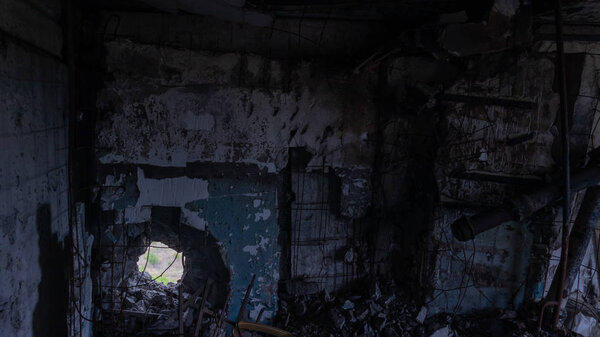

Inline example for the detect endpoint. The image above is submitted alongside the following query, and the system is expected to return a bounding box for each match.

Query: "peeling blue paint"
[532,281,544,301]
[185,177,279,323]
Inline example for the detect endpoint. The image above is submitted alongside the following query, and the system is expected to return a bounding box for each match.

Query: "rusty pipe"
[564,187,600,295]
[451,165,600,241]
[538,301,559,330]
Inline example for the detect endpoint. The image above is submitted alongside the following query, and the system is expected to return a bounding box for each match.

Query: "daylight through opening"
[137,241,184,285]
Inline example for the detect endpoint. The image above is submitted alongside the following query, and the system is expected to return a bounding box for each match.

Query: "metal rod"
[194,279,214,337]
[179,284,184,336]
[232,275,256,337]
[547,187,600,305]
[211,291,232,337]
[553,0,571,328]
[538,301,559,329]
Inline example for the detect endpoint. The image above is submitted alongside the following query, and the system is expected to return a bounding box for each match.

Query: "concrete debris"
[277,280,565,337]
[329,308,346,330]
[343,300,355,310]
[571,312,600,337]
[373,282,382,300]
[416,306,428,323]
[429,326,453,337]
[103,271,218,336]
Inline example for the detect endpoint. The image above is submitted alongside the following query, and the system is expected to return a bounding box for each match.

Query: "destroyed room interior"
[8,0,600,336]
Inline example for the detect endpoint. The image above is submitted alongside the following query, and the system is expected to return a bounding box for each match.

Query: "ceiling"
[85,0,495,28]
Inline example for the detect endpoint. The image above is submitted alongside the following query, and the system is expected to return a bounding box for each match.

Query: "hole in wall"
[137,241,184,285]
[100,206,232,335]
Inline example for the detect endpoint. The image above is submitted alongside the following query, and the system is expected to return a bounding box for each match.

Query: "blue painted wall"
[186,177,279,323]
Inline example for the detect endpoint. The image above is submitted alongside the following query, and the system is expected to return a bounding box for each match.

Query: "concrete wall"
[92,2,595,322]
[97,39,375,170]
[427,54,559,314]
[95,35,376,323]
[373,46,586,315]
[0,0,70,336]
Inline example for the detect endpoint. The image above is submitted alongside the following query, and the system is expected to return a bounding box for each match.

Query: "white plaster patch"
[136,167,209,207]
[254,208,271,221]
[242,236,270,256]
[124,206,151,223]
[182,208,208,231]
[243,245,259,256]
[258,236,269,249]
[253,199,261,208]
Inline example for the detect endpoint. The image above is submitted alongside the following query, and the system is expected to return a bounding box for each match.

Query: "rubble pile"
[120,272,179,314]
[278,281,427,337]
[103,271,216,336]
[276,280,574,337]
[101,274,590,336]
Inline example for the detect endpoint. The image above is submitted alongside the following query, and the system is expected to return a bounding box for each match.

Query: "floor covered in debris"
[6,0,600,336]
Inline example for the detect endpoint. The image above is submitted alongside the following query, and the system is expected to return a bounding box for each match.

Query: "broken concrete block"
[416,306,428,323]
[369,301,383,316]
[571,312,600,337]
[429,326,454,337]
[329,308,346,330]
[342,300,355,310]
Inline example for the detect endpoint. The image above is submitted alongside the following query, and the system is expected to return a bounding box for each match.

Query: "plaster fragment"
[254,208,271,221]
[136,168,209,207]
[243,245,259,256]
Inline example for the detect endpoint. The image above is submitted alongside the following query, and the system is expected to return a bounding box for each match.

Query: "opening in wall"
[137,241,184,285]
[98,206,231,335]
